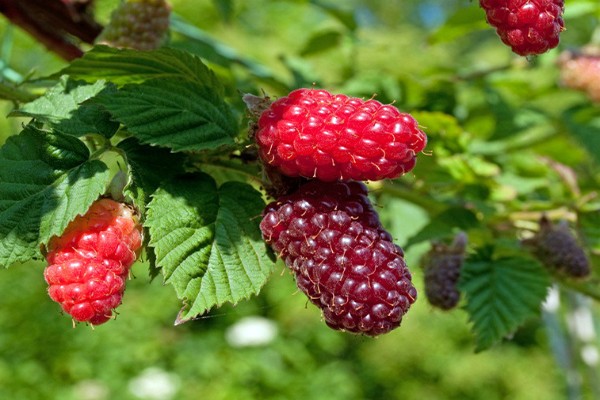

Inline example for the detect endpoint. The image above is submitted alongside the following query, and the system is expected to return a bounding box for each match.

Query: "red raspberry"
[422,232,467,310]
[479,0,565,56]
[523,216,590,278]
[44,199,143,325]
[558,48,600,102]
[97,0,171,51]
[254,88,427,182]
[260,180,416,336]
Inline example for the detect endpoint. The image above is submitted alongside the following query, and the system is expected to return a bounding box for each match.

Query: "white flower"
[225,316,278,347]
[128,367,180,400]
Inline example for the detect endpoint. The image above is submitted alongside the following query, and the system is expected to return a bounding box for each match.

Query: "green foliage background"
[0,0,599,399]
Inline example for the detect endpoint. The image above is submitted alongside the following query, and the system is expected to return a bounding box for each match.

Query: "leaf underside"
[10,78,119,138]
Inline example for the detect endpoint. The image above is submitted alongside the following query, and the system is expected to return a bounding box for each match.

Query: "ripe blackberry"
[44,199,143,325]
[523,216,590,278]
[422,232,467,310]
[254,88,427,182]
[97,0,171,51]
[558,48,600,103]
[260,180,416,336]
[479,0,565,56]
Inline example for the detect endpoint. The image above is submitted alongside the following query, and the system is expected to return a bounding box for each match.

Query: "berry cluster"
[260,181,416,336]
[255,88,427,182]
[256,88,426,336]
[98,0,171,51]
[523,216,590,278]
[558,48,600,103]
[44,199,143,325]
[422,233,467,310]
[479,0,565,56]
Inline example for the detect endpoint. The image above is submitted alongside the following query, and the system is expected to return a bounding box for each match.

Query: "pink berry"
[479,0,565,56]
[255,88,427,182]
[44,199,143,325]
[558,48,600,102]
[260,180,416,336]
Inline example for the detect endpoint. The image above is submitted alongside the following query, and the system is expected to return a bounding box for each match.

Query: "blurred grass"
[0,256,565,400]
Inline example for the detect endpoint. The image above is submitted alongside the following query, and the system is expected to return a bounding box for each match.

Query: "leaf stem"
[0,81,37,103]
[84,134,110,155]
[452,63,516,81]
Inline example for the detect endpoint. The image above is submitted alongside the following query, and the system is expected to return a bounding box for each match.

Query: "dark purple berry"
[260,180,416,336]
[422,232,467,310]
[523,216,590,278]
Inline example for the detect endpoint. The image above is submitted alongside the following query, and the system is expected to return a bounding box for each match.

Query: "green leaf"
[563,105,600,165]
[168,15,285,91]
[94,78,238,151]
[428,6,489,45]
[563,0,600,18]
[309,0,357,31]
[212,0,234,23]
[411,111,463,140]
[300,30,343,57]
[0,125,111,266]
[145,174,273,322]
[39,161,112,246]
[411,111,468,154]
[197,158,261,186]
[54,46,225,90]
[117,137,186,209]
[578,208,600,253]
[405,206,480,247]
[0,81,37,103]
[460,252,550,351]
[10,78,119,138]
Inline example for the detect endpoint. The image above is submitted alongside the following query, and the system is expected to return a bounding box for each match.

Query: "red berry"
[255,88,427,182]
[479,0,565,56]
[260,180,416,336]
[44,199,143,325]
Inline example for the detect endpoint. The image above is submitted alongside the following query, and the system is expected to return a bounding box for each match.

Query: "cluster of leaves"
[0,46,275,323]
[392,105,600,350]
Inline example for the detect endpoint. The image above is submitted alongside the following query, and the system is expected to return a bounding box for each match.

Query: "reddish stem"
[0,0,103,61]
